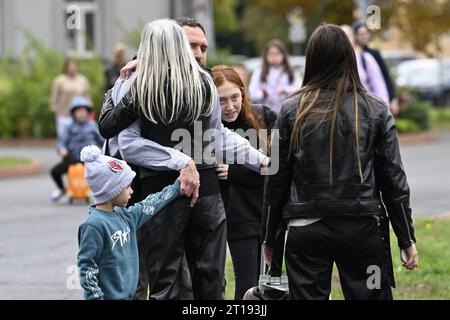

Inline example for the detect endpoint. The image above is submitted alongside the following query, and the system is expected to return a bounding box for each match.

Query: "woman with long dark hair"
[212,65,276,299]
[263,24,418,300]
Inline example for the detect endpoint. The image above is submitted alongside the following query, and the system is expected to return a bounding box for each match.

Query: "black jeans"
[285,216,393,300]
[50,157,72,190]
[134,169,227,300]
[228,237,260,300]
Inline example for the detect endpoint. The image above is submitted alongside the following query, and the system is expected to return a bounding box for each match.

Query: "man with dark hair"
[100,17,269,300]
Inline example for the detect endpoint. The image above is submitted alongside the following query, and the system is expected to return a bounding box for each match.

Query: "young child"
[50,96,104,201]
[77,145,181,300]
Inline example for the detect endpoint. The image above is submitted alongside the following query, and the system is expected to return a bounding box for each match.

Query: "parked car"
[393,58,450,107]
[380,50,418,69]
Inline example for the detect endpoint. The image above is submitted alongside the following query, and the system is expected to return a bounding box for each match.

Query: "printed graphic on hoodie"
[110,227,130,250]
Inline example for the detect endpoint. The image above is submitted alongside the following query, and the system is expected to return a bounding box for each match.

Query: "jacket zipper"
[264,203,271,243]
[400,202,413,244]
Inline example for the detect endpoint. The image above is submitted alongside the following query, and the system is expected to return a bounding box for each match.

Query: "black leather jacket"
[264,90,416,250]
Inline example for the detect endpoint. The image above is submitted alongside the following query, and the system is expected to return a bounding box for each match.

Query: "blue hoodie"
[77,179,180,300]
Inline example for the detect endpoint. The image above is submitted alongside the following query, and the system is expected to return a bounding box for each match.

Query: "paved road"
[0,147,84,299]
[400,131,450,217]
[0,132,449,299]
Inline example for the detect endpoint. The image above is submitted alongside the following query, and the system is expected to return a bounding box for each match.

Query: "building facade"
[0,0,214,61]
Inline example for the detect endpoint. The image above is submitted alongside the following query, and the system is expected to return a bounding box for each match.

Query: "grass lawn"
[430,108,450,131]
[0,156,33,168]
[224,217,450,300]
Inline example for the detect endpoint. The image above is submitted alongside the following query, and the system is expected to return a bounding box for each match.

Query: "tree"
[214,0,240,35]
[241,0,356,53]
[389,0,450,57]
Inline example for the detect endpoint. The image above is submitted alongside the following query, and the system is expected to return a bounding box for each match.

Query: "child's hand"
[60,148,69,157]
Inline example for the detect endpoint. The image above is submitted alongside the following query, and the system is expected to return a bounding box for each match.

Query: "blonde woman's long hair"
[131,19,216,124]
[288,24,372,184]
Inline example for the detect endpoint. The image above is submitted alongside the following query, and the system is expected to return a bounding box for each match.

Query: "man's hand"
[178,160,200,207]
[215,164,229,180]
[120,59,139,79]
[402,244,419,270]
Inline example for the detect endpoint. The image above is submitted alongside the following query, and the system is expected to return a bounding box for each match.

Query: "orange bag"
[67,163,90,203]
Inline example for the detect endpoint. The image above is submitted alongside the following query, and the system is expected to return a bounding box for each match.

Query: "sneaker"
[50,189,66,202]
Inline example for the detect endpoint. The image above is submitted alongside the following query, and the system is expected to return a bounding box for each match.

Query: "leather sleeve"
[263,105,294,247]
[374,107,416,249]
[98,89,139,139]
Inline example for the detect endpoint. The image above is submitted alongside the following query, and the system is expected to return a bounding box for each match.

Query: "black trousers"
[50,157,72,190]
[134,170,227,300]
[228,237,260,300]
[285,216,393,300]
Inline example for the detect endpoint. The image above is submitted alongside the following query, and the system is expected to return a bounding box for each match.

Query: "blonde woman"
[97,19,269,299]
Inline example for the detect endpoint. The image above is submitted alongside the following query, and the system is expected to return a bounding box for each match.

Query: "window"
[65,0,98,57]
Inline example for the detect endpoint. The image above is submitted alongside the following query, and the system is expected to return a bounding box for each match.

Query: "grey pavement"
[0,131,449,299]
[400,131,450,217]
[0,146,84,299]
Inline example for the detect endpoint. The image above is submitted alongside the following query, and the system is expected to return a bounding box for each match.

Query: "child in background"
[77,145,181,300]
[50,96,104,201]
[248,39,302,113]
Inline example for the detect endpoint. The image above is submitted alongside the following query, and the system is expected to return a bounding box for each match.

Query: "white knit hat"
[80,145,136,205]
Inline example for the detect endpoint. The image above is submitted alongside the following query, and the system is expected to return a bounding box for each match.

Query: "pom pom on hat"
[80,145,136,205]
[80,145,101,163]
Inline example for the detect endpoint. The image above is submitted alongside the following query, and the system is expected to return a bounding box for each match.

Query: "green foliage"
[429,108,450,131]
[0,31,105,138]
[77,57,106,116]
[214,0,240,35]
[395,118,422,134]
[241,5,290,53]
[115,18,145,50]
[206,48,238,69]
[397,100,432,132]
[389,0,450,57]
[0,156,32,168]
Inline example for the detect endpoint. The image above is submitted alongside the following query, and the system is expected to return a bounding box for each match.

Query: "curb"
[0,139,56,148]
[398,131,438,145]
[435,212,450,220]
[0,161,43,179]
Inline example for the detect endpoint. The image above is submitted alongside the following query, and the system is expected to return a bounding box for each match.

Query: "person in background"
[248,39,302,113]
[50,57,91,138]
[50,97,104,202]
[104,43,127,91]
[341,25,390,106]
[212,65,277,299]
[352,21,399,115]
